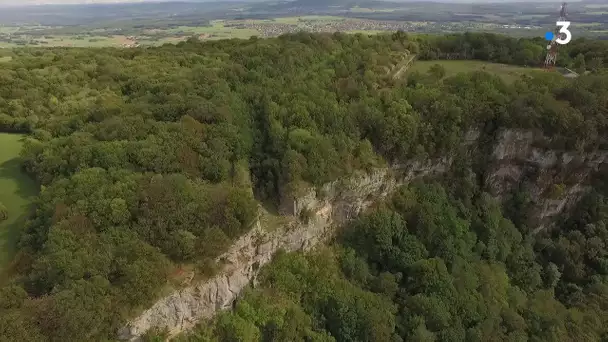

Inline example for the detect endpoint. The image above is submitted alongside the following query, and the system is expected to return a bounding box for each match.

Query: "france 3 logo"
[546,22,572,46]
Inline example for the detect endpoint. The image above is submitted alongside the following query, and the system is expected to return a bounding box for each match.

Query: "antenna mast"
[544,2,568,69]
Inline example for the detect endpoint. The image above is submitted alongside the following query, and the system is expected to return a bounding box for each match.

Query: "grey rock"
[118,129,607,340]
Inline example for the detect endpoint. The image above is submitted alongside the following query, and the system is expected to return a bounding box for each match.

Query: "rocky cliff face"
[118,163,450,341]
[118,129,607,341]
[486,129,608,231]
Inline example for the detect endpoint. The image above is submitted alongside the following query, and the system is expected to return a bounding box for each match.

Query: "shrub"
[0,202,8,222]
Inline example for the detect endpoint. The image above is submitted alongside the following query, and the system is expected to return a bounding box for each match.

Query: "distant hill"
[261,0,401,10]
[0,0,262,7]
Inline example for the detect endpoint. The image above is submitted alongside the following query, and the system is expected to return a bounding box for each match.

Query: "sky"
[0,0,579,5]
[0,0,154,5]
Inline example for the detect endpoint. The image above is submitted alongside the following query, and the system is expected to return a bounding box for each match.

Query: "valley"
[0,0,606,48]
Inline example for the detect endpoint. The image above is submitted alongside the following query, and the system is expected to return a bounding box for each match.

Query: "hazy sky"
[0,0,576,5]
[0,0,152,5]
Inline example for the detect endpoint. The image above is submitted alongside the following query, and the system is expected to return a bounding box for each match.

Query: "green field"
[345,30,386,35]
[0,133,37,275]
[349,7,398,13]
[515,14,549,20]
[271,16,346,24]
[576,23,603,27]
[166,21,259,39]
[0,27,19,34]
[409,60,545,82]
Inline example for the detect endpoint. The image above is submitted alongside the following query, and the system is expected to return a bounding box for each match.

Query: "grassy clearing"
[258,203,293,232]
[409,60,545,83]
[0,56,11,63]
[0,133,37,275]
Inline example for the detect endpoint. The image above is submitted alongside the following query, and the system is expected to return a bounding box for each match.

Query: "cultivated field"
[0,20,262,48]
[0,1,605,49]
[0,133,37,275]
[164,21,259,40]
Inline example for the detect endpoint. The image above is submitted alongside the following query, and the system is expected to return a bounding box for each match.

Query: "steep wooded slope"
[0,32,606,341]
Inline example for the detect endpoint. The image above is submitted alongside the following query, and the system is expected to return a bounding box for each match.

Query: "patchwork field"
[165,21,259,40]
[0,8,604,49]
[349,7,398,13]
[0,21,262,47]
[0,133,37,275]
[409,60,546,82]
[270,16,346,24]
[345,30,386,35]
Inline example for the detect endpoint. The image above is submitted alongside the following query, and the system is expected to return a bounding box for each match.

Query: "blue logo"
[545,31,554,41]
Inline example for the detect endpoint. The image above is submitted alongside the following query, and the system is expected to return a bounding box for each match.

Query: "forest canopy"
[0,31,607,341]
[188,180,608,342]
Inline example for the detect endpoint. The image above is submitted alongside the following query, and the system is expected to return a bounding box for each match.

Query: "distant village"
[225,19,430,37]
[0,18,544,49]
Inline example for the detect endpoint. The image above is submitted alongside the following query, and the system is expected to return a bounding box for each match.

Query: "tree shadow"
[0,158,38,202]
[0,156,38,273]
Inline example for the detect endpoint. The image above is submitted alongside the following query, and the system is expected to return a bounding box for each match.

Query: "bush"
[429,63,446,79]
[548,184,566,199]
[299,206,314,224]
[0,202,8,222]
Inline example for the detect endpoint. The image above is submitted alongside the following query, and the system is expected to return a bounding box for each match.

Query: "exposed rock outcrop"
[118,162,451,341]
[486,129,608,230]
[118,129,608,340]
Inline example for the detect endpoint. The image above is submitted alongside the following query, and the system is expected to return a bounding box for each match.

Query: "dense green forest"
[185,178,608,341]
[416,33,608,72]
[0,31,607,341]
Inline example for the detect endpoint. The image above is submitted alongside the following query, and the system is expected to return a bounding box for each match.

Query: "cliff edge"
[118,129,608,340]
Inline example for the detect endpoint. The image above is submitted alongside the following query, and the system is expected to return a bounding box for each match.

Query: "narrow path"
[391,54,417,80]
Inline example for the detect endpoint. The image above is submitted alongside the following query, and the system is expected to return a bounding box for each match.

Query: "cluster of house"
[225,19,426,37]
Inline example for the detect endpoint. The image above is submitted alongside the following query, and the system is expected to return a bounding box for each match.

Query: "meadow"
[0,133,37,275]
[409,60,546,83]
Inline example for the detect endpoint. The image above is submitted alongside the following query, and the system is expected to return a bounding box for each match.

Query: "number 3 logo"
[556,21,572,45]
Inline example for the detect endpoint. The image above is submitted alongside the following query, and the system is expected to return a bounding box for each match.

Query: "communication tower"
[544,2,568,69]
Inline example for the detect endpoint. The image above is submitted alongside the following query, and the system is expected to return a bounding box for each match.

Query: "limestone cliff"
[118,162,450,341]
[486,129,608,231]
[118,129,607,340]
